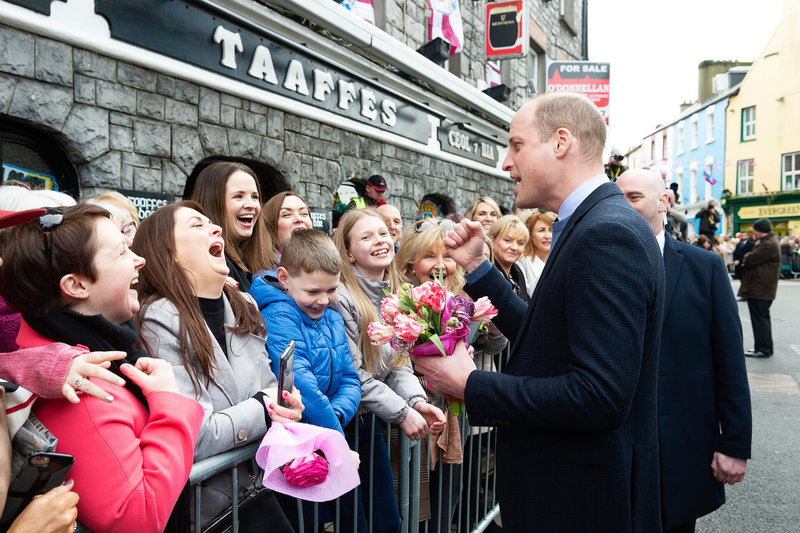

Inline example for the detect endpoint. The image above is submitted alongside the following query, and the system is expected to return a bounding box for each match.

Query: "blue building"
[671,84,740,236]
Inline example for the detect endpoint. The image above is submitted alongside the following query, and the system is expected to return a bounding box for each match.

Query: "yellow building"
[723,0,800,236]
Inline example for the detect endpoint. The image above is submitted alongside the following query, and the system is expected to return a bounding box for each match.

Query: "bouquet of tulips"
[368,278,498,415]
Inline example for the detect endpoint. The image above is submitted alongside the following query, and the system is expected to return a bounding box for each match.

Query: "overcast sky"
[587,0,784,154]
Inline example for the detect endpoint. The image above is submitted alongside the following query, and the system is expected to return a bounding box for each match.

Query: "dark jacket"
[250,277,361,434]
[695,207,720,237]
[659,236,752,529]
[738,232,781,300]
[464,183,664,532]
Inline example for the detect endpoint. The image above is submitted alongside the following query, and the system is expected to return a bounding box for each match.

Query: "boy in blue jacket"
[250,229,361,435]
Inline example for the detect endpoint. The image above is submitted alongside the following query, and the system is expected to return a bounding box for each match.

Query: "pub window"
[690,115,698,149]
[737,159,754,195]
[676,123,684,155]
[0,119,78,197]
[782,152,800,191]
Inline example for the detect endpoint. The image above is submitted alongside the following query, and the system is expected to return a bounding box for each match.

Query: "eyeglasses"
[413,218,456,233]
[38,208,64,264]
[121,221,137,238]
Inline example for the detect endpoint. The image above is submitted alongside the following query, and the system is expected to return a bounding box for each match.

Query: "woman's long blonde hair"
[394,221,467,296]
[334,208,403,372]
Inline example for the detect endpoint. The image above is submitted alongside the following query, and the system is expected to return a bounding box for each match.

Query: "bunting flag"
[339,0,375,24]
[703,169,716,185]
[486,62,502,87]
[427,0,464,54]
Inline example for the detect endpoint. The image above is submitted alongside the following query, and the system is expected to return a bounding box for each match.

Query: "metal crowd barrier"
[188,344,509,533]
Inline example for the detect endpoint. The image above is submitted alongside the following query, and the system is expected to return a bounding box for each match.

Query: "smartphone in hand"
[0,452,74,527]
[276,341,295,408]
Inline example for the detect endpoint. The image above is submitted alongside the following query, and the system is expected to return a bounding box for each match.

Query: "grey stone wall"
[0,23,514,221]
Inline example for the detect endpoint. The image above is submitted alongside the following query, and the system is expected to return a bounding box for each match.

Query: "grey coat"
[139,293,276,526]
[332,267,426,423]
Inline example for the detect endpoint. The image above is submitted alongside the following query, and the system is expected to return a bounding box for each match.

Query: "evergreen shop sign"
[94,0,432,142]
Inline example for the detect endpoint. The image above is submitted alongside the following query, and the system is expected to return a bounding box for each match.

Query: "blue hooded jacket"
[250,276,361,434]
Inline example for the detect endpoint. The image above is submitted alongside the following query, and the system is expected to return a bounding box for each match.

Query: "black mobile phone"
[0,380,19,393]
[0,452,74,527]
[276,340,295,408]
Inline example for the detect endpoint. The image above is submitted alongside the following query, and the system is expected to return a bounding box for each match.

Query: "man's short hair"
[530,93,607,164]
[279,228,342,276]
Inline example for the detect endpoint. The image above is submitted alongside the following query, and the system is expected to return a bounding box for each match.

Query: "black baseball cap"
[0,208,46,229]
[367,175,387,191]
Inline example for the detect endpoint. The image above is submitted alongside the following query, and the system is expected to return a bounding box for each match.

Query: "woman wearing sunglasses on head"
[0,204,203,533]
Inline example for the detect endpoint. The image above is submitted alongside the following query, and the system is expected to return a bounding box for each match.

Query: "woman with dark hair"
[191,162,273,291]
[0,204,203,532]
[133,201,303,532]
[260,191,313,272]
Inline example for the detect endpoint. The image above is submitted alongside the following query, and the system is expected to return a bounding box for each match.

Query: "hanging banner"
[428,0,464,54]
[485,0,528,59]
[546,61,611,124]
[339,0,375,25]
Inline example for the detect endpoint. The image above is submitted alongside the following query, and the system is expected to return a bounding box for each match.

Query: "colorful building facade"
[723,0,800,236]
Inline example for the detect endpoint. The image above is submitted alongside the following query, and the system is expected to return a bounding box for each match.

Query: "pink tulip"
[472,297,498,321]
[380,293,401,324]
[412,280,447,313]
[368,321,394,345]
[394,313,425,342]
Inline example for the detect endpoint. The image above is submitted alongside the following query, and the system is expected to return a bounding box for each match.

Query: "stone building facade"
[0,0,587,222]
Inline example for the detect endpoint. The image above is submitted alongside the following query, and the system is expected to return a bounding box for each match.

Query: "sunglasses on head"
[38,208,64,264]
[413,218,456,233]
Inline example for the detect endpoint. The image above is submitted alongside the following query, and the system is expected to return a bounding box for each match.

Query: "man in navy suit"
[412,93,664,532]
[617,169,751,533]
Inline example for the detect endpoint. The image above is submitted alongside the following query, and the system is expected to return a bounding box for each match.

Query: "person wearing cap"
[364,174,388,207]
[345,175,389,211]
[604,151,627,181]
[738,218,781,358]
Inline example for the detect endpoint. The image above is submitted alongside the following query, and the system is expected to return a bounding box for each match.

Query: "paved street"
[697,279,800,532]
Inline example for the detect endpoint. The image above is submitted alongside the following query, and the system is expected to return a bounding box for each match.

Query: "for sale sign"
[546,61,611,124]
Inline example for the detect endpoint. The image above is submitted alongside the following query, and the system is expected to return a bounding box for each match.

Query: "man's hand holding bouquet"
[368,276,497,416]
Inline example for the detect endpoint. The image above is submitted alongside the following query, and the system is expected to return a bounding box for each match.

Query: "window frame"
[690,115,699,149]
[737,159,754,195]
[705,107,715,143]
[676,122,684,154]
[741,106,756,141]
[782,151,800,191]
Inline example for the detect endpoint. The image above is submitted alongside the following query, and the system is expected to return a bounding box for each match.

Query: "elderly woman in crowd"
[133,201,303,532]
[0,203,203,532]
[517,210,555,298]
[488,215,530,303]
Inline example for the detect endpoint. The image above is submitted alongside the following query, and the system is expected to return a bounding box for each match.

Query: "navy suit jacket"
[464,182,665,532]
[658,236,752,529]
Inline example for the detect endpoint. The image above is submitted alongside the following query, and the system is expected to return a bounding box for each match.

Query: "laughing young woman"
[191,162,273,291]
[133,201,303,532]
[333,208,445,533]
[0,204,203,533]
